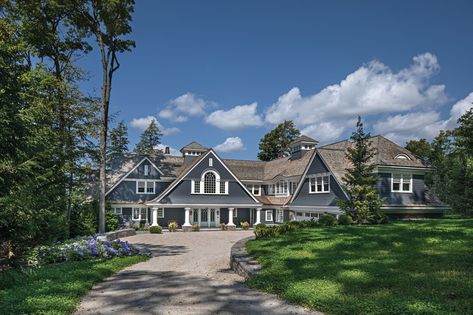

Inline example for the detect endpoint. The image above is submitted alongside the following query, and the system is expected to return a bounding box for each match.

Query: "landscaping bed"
[246,219,473,315]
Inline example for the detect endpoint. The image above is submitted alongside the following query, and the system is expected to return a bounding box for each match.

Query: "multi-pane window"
[192,171,228,194]
[233,209,238,217]
[204,172,216,193]
[392,173,412,192]
[275,181,288,196]
[246,184,261,196]
[112,207,122,215]
[276,209,284,223]
[265,210,273,221]
[137,181,154,194]
[309,175,330,193]
[157,208,164,218]
[132,208,147,221]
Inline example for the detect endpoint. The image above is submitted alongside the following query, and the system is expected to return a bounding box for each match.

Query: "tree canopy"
[257,120,300,161]
[134,120,164,158]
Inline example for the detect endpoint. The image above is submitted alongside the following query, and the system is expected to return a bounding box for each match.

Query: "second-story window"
[246,184,261,196]
[204,172,216,193]
[275,181,288,196]
[392,173,412,192]
[309,175,330,193]
[137,180,155,194]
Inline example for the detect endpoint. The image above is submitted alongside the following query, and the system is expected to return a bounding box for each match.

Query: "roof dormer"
[180,141,208,164]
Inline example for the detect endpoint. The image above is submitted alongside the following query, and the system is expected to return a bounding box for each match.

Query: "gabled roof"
[180,141,207,152]
[290,135,318,145]
[105,156,164,196]
[147,149,262,205]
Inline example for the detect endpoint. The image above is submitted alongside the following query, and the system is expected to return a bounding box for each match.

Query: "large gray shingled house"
[105,135,448,231]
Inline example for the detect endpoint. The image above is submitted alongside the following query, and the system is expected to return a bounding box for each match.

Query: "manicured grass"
[0,255,149,314]
[246,219,473,315]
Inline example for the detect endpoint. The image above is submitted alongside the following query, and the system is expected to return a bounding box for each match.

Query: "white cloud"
[155,144,180,156]
[214,137,245,152]
[265,53,448,141]
[373,92,473,145]
[159,93,212,123]
[206,102,263,130]
[129,115,180,136]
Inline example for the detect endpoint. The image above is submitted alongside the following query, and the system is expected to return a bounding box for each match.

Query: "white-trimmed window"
[157,208,164,218]
[144,165,149,176]
[192,171,228,194]
[309,175,330,193]
[275,181,289,196]
[132,207,147,221]
[265,210,273,221]
[246,184,261,196]
[136,180,155,194]
[392,173,412,192]
[233,209,238,218]
[209,158,213,167]
[276,209,284,223]
[112,207,122,215]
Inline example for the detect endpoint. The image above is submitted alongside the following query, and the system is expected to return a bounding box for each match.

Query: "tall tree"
[134,120,163,158]
[76,0,135,233]
[257,120,300,161]
[405,138,432,163]
[108,120,129,164]
[337,117,383,223]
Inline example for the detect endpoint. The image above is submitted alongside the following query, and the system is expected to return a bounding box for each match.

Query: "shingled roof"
[290,135,318,145]
[180,141,208,152]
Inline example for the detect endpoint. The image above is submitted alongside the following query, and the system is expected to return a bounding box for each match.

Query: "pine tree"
[257,120,300,161]
[337,117,384,223]
[108,120,129,164]
[134,120,163,158]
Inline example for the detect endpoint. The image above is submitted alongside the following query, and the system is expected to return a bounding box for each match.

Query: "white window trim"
[157,208,164,218]
[209,158,213,167]
[274,181,289,197]
[191,170,229,195]
[144,164,149,176]
[132,207,148,221]
[112,207,122,215]
[233,209,238,218]
[247,184,261,196]
[391,173,413,193]
[309,175,330,194]
[136,180,155,194]
[276,209,284,223]
[265,210,273,222]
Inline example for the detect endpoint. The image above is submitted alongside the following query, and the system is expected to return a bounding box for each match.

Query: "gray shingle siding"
[291,154,347,206]
[158,152,259,206]
[377,173,429,205]
[107,180,169,202]
[128,160,162,179]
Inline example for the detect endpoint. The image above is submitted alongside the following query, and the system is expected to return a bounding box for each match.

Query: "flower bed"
[27,236,147,267]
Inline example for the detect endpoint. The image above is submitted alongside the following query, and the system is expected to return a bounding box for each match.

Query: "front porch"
[149,206,264,231]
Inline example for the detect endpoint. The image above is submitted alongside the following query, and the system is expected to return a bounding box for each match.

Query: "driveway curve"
[76,230,317,315]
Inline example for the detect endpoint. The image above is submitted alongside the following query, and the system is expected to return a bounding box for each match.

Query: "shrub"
[319,213,338,226]
[191,224,200,232]
[375,213,389,224]
[27,237,147,267]
[240,221,250,230]
[220,223,227,231]
[168,221,178,232]
[338,214,353,225]
[149,225,162,234]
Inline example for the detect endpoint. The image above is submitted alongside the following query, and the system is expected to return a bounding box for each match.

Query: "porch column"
[183,207,192,232]
[255,208,262,225]
[151,208,158,226]
[227,207,236,230]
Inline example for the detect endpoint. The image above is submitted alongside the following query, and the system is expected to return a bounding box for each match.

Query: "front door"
[201,208,208,226]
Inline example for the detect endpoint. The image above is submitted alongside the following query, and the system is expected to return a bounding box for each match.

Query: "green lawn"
[246,219,473,315]
[0,255,149,314]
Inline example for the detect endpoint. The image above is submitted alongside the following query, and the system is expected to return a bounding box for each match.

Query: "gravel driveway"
[76,230,317,315]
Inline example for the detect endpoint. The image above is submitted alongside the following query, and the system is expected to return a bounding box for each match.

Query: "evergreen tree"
[108,120,129,164]
[134,120,164,158]
[405,138,432,163]
[257,120,300,161]
[337,117,384,223]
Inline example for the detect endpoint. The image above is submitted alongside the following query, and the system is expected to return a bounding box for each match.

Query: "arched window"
[204,172,216,193]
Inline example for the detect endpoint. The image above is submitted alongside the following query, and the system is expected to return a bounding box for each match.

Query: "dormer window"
[309,174,330,193]
[395,154,411,160]
[391,173,412,192]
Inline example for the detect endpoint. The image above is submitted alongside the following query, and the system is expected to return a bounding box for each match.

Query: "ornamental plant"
[27,236,147,267]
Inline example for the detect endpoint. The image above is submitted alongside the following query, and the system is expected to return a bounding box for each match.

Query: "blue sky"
[78,0,473,159]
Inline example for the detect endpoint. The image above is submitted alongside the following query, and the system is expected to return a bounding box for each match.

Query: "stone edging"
[96,228,136,241]
[230,235,262,278]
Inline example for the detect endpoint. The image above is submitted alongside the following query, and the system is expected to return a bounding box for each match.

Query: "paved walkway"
[76,230,317,315]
